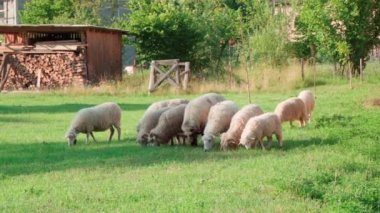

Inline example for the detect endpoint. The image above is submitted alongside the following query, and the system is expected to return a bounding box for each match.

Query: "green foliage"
[115,0,203,67]
[115,0,240,74]
[237,0,291,66]
[296,0,380,73]
[20,0,104,25]
[288,41,311,60]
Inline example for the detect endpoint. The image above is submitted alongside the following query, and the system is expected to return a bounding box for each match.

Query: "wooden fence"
[148,59,190,92]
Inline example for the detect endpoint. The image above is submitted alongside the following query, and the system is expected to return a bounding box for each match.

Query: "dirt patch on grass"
[364,99,380,108]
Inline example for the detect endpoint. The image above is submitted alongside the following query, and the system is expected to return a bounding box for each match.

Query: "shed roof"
[0,24,129,35]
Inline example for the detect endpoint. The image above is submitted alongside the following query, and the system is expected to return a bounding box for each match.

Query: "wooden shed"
[0,25,129,90]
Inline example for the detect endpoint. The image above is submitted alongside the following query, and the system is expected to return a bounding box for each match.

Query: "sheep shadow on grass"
[0,138,251,177]
[0,135,340,177]
[0,103,149,114]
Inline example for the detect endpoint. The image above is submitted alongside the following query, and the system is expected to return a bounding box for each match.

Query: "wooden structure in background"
[148,59,190,92]
[0,25,128,90]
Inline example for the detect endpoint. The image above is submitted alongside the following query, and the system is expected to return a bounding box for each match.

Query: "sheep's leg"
[290,121,294,127]
[190,134,198,147]
[90,132,97,143]
[276,131,283,148]
[85,133,90,144]
[258,139,266,150]
[299,118,304,127]
[108,126,115,143]
[170,138,174,146]
[266,136,273,149]
[115,125,121,141]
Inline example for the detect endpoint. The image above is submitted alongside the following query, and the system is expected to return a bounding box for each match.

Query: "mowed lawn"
[0,83,379,212]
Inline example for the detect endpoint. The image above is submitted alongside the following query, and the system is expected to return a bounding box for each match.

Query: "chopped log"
[1,52,87,90]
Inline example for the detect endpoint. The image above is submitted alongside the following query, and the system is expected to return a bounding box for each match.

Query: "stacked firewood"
[3,52,87,90]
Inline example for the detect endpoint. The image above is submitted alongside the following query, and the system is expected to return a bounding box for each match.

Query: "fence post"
[183,62,190,90]
[148,61,156,92]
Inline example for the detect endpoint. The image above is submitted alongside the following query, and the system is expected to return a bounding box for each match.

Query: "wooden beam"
[155,59,179,66]
[151,63,179,89]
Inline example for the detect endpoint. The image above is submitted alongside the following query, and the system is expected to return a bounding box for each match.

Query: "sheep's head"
[137,133,149,146]
[239,137,257,149]
[202,134,214,152]
[148,133,165,145]
[220,134,238,151]
[181,120,200,136]
[66,131,77,146]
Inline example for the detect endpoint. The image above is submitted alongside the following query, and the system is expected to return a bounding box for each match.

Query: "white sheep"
[136,107,170,146]
[297,90,315,123]
[65,102,121,146]
[136,99,189,132]
[181,93,225,146]
[239,112,283,150]
[220,104,264,151]
[274,97,307,127]
[202,100,239,151]
[149,104,187,145]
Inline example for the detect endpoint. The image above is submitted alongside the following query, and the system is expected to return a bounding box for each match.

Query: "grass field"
[0,64,379,212]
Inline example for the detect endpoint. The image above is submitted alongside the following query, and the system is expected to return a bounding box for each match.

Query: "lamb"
[239,112,283,150]
[202,100,239,151]
[297,90,315,123]
[181,93,225,146]
[220,104,264,151]
[65,102,121,146]
[136,99,189,132]
[136,107,170,146]
[149,104,187,146]
[274,97,307,127]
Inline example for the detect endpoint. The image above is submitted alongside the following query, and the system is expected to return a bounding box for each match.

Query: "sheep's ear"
[142,133,148,139]
[150,133,156,141]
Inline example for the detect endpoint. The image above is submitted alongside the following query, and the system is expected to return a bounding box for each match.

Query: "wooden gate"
[148,59,190,92]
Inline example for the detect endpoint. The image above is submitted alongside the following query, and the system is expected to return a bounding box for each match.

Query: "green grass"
[0,65,379,212]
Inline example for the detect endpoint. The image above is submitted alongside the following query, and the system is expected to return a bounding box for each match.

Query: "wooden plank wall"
[5,33,27,45]
[85,30,122,83]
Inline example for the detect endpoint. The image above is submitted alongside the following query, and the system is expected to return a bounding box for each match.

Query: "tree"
[115,0,203,66]
[236,0,290,66]
[296,0,380,74]
[20,0,73,24]
[20,0,104,25]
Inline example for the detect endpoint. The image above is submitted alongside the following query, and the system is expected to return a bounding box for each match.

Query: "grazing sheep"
[65,102,121,146]
[136,107,170,146]
[181,93,225,146]
[239,112,282,150]
[274,97,307,127]
[136,99,189,132]
[298,90,315,123]
[202,100,239,151]
[220,104,264,151]
[149,104,187,145]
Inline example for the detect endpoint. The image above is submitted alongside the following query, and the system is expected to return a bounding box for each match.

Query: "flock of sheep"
[65,90,315,152]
